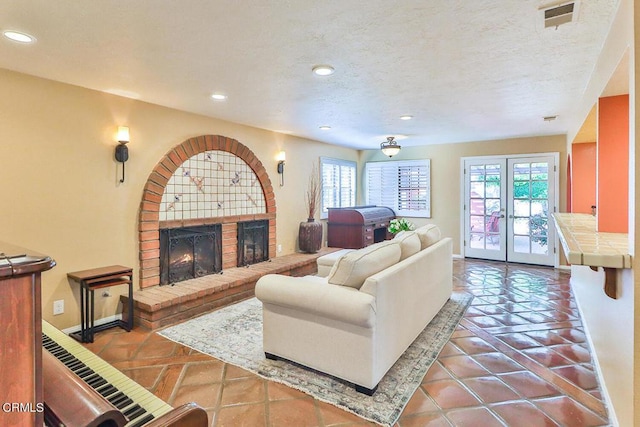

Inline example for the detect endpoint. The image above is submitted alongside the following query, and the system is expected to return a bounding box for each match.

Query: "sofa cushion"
[415,224,441,249]
[393,231,421,260]
[327,240,401,289]
[316,249,355,277]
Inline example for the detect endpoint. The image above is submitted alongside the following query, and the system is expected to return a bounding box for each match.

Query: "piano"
[42,320,208,426]
[0,242,56,426]
[0,241,206,427]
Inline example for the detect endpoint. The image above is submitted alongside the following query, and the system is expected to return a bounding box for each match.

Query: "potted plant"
[298,163,323,253]
[388,218,415,235]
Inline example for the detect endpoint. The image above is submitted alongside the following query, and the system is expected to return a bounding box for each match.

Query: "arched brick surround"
[138,135,276,289]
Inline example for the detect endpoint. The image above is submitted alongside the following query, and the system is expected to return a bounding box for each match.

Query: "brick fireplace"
[138,135,276,289]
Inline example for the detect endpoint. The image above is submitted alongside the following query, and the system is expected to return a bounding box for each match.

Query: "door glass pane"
[470,165,484,181]
[486,166,501,182]
[531,181,548,199]
[485,181,500,198]
[470,182,484,198]
[514,218,530,235]
[531,163,548,180]
[485,199,500,215]
[514,200,530,217]
[470,199,485,215]
[470,233,485,249]
[513,181,530,198]
[531,200,548,216]
[514,235,530,253]
[513,163,530,180]
[486,214,500,233]
[486,234,500,250]
[470,215,485,233]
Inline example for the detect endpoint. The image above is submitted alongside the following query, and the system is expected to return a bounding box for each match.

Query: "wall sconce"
[276,151,286,186]
[114,126,130,183]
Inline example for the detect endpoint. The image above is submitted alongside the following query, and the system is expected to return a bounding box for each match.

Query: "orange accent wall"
[571,143,596,214]
[597,95,629,233]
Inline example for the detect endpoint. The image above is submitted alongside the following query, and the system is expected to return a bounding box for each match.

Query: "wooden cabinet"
[327,206,395,249]
[0,242,55,426]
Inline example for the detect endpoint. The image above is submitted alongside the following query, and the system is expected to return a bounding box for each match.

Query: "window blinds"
[365,159,431,218]
[320,157,356,218]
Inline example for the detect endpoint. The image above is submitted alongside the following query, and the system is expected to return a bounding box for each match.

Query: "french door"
[463,154,557,266]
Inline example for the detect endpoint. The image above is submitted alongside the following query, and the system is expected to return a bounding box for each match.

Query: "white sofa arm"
[255,274,376,328]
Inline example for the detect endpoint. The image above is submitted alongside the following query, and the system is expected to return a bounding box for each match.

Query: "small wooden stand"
[67,265,133,343]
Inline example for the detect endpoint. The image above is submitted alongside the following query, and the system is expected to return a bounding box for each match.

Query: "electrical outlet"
[53,300,64,316]
[277,244,282,253]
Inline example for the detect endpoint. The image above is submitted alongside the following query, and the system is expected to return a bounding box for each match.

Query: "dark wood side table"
[67,265,133,343]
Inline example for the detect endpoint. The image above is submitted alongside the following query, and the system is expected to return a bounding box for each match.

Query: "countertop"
[552,213,631,269]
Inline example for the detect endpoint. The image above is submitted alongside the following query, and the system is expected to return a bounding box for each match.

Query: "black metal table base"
[67,266,134,344]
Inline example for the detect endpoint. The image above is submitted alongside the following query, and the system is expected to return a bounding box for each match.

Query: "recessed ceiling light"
[211,93,227,100]
[312,65,335,76]
[319,125,331,130]
[3,30,35,43]
[399,115,413,121]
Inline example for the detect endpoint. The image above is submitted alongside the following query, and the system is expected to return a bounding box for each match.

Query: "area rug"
[159,292,472,426]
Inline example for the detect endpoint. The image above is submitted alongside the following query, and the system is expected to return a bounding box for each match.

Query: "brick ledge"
[123,248,339,330]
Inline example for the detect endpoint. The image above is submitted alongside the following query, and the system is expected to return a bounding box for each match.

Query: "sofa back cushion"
[415,224,441,249]
[328,240,401,289]
[393,231,421,260]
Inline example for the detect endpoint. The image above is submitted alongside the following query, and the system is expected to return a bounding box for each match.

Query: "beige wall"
[0,68,357,330]
[358,135,567,255]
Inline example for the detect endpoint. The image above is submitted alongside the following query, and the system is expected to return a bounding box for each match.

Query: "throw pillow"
[327,240,401,289]
[415,224,441,249]
[393,231,421,260]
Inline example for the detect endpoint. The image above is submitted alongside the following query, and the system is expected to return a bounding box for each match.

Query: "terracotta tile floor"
[82,259,610,426]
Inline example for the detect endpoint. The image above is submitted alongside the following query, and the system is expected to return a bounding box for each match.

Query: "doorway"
[462,154,558,266]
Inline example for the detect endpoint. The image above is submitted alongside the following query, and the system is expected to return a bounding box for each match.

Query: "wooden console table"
[67,265,133,343]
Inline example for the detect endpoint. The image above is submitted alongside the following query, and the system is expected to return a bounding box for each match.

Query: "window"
[365,159,431,218]
[320,157,356,218]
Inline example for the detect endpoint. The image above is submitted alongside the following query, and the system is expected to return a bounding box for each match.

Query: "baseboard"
[555,265,571,271]
[61,314,123,335]
[452,253,463,259]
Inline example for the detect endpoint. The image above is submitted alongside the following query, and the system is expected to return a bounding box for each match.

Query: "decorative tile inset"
[160,151,266,221]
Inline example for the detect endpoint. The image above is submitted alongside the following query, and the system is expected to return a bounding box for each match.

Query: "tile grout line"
[461,318,609,419]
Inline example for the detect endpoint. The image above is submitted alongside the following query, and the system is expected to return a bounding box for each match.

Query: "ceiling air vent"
[541,1,579,29]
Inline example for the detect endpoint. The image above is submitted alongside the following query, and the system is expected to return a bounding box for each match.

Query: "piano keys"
[42,320,207,427]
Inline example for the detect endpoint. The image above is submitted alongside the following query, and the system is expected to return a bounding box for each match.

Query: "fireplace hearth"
[237,220,269,267]
[160,224,222,285]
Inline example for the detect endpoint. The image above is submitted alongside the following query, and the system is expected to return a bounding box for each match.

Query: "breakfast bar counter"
[552,213,631,298]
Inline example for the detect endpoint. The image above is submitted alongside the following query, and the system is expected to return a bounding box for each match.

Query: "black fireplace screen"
[160,224,222,285]
[237,220,269,267]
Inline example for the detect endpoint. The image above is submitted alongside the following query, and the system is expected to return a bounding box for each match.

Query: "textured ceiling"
[0,1,621,149]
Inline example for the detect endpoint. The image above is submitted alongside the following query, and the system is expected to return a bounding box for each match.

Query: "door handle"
[500,214,505,218]
[508,215,514,218]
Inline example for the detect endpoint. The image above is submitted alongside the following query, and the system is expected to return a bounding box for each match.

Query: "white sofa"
[255,225,453,394]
